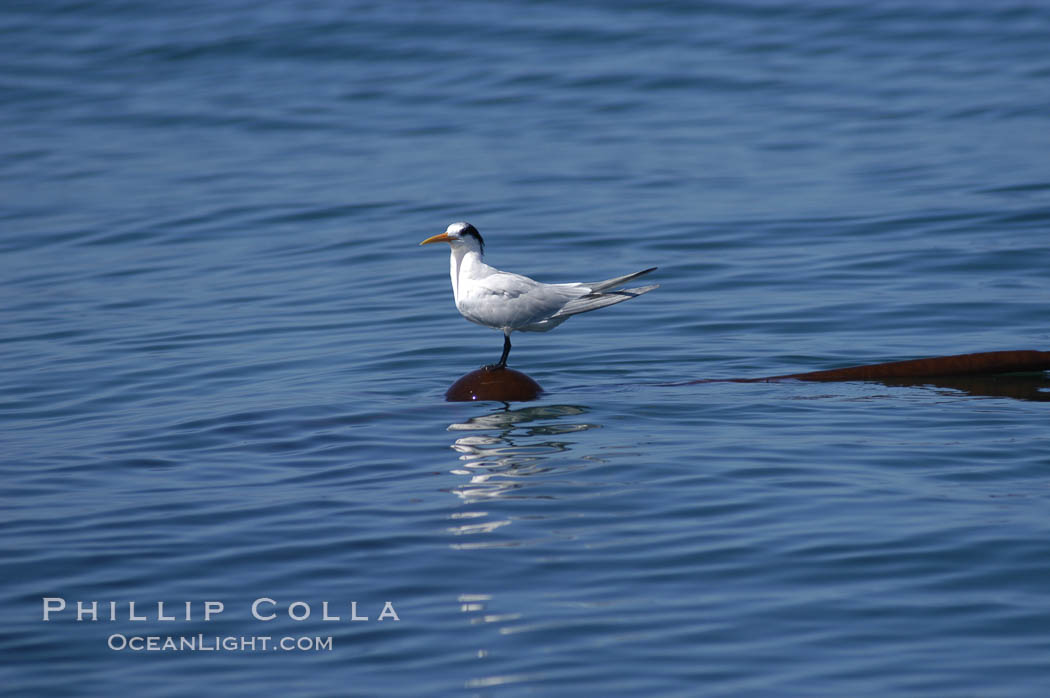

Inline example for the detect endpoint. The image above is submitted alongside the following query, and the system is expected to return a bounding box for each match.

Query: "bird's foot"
[482,363,507,372]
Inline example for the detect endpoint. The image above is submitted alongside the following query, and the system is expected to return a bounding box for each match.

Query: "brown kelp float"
[445,367,543,402]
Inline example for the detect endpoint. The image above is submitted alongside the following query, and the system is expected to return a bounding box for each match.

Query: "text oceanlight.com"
[107,634,333,652]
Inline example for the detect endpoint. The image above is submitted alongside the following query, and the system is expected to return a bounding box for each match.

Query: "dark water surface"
[3,2,1050,696]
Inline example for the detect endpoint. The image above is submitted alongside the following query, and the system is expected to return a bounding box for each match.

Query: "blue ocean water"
[3,1,1050,695]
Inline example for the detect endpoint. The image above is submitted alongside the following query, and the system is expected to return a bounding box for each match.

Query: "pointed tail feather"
[583,266,658,293]
[552,283,659,318]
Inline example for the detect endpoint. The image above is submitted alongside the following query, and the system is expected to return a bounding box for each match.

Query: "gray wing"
[551,283,659,319]
[458,270,583,329]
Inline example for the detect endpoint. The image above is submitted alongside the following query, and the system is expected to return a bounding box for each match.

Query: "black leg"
[497,334,511,368]
[485,334,511,370]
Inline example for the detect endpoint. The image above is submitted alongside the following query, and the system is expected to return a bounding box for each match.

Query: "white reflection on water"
[444,404,601,549]
[444,407,604,685]
[446,404,600,505]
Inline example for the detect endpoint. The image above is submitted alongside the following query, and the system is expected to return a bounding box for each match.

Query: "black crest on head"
[460,223,484,254]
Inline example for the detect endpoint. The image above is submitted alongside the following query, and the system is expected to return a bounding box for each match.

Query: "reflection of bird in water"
[447,405,598,504]
[420,222,658,369]
[448,404,591,433]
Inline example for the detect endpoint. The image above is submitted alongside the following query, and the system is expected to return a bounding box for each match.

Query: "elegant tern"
[419,222,658,369]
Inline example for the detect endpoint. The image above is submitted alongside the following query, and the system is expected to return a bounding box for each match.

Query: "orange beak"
[419,232,451,246]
